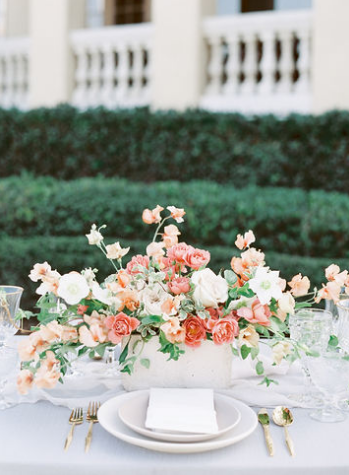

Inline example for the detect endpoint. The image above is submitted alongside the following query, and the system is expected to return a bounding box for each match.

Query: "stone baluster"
[277,30,294,93]
[143,40,152,101]
[101,42,115,108]
[240,33,257,95]
[72,45,89,108]
[295,28,311,94]
[3,53,15,107]
[0,56,3,107]
[206,36,222,95]
[115,43,129,106]
[88,46,101,107]
[223,34,240,96]
[258,30,275,95]
[131,42,143,100]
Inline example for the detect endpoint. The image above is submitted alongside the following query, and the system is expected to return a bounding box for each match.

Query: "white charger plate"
[98,390,258,453]
[118,391,241,442]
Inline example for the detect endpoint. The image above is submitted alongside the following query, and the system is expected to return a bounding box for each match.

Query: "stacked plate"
[98,390,258,453]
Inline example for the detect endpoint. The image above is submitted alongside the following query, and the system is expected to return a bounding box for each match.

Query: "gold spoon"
[272,406,295,457]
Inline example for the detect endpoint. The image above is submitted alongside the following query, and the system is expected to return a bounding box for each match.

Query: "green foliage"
[1,106,349,192]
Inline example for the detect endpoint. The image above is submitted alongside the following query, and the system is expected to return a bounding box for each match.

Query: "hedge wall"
[2,236,347,310]
[1,106,349,191]
[1,176,349,258]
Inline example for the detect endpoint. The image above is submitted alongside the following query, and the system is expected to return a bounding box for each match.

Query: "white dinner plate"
[118,391,241,443]
[98,390,258,453]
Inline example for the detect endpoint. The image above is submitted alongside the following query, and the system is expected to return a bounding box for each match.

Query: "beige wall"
[313,0,349,113]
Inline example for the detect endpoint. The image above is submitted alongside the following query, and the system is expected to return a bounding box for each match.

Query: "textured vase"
[121,335,233,391]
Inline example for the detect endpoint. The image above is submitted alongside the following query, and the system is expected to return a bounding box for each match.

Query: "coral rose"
[184,247,210,270]
[237,299,271,326]
[105,312,140,344]
[211,317,239,345]
[167,243,191,265]
[182,316,207,348]
[168,277,191,295]
[126,255,149,275]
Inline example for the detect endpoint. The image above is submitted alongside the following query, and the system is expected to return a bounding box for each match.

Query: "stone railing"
[0,37,30,109]
[200,10,312,114]
[70,24,153,109]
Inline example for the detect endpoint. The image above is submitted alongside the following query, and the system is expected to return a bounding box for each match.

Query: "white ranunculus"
[248,267,283,305]
[57,273,90,305]
[86,224,104,246]
[140,284,171,316]
[191,268,228,309]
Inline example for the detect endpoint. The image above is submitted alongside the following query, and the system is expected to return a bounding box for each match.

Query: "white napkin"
[145,388,219,434]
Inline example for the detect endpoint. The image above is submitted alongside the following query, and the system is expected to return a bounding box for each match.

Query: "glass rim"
[0,285,24,295]
[292,308,332,319]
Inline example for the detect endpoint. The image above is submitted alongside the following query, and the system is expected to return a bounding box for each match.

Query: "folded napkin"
[145,388,219,434]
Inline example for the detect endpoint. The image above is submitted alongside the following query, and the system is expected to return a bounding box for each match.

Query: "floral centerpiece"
[16,206,348,394]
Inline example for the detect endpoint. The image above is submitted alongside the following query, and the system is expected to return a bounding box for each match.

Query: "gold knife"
[258,408,275,456]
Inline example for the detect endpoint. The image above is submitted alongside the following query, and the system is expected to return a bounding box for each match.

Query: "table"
[1,399,349,475]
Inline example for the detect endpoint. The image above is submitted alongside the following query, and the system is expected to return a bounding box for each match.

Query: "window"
[241,0,274,13]
[113,0,149,25]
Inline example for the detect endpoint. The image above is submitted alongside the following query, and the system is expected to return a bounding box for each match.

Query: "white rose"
[191,268,228,309]
[140,284,171,316]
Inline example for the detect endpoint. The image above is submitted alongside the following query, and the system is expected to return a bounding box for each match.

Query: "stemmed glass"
[0,286,23,348]
[288,308,333,405]
[0,346,18,409]
[306,351,349,422]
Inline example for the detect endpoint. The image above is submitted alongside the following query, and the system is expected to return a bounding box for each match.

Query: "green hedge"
[1,176,349,258]
[1,106,349,191]
[2,236,347,310]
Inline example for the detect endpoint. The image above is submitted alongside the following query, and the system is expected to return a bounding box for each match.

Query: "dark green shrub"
[1,106,349,191]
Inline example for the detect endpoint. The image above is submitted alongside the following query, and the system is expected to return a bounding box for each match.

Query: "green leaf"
[140,358,150,369]
[250,347,259,360]
[240,345,251,360]
[329,335,339,347]
[119,340,130,364]
[140,315,164,325]
[256,360,264,375]
[259,376,279,387]
[224,270,237,286]
[230,345,239,356]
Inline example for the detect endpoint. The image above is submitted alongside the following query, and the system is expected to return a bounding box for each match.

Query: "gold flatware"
[272,406,295,457]
[258,408,275,456]
[85,401,101,453]
[64,407,83,451]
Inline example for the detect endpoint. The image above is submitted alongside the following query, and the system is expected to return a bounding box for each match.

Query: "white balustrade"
[201,10,312,115]
[70,24,153,109]
[0,37,30,110]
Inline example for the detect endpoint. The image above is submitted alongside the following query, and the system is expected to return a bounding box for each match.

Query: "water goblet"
[0,286,23,348]
[288,308,332,405]
[306,351,349,422]
[0,346,18,409]
[336,296,349,353]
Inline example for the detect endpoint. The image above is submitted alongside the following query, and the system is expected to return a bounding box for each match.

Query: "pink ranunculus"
[237,299,271,326]
[182,316,207,348]
[126,255,150,275]
[105,312,140,344]
[184,247,211,270]
[168,277,191,295]
[211,317,239,345]
[17,369,34,395]
[167,243,191,265]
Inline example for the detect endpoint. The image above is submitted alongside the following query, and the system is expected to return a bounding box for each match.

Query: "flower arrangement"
[16,206,348,394]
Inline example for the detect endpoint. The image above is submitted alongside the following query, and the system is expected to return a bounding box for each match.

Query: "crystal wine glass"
[0,346,18,409]
[306,351,349,422]
[0,286,23,348]
[288,308,332,405]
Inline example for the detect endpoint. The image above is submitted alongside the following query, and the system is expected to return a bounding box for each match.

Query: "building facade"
[0,0,347,115]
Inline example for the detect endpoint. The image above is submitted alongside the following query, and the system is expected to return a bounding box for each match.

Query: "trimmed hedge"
[2,236,347,310]
[1,177,349,258]
[1,106,349,191]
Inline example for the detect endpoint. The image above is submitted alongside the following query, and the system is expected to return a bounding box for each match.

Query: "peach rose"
[17,369,34,395]
[105,312,140,344]
[211,317,239,345]
[288,274,311,297]
[167,206,186,223]
[182,316,207,348]
[160,317,185,344]
[142,205,164,224]
[184,247,211,270]
[126,255,149,275]
[237,299,271,326]
[168,277,191,295]
[235,230,256,250]
[167,243,191,265]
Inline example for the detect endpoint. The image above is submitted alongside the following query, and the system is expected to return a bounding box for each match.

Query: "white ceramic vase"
[121,335,233,391]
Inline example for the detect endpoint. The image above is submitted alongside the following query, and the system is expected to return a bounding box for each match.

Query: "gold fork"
[85,401,101,453]
[64,407,83,451]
